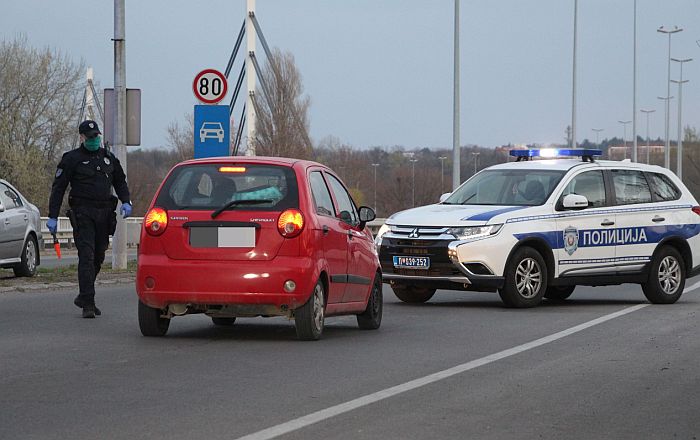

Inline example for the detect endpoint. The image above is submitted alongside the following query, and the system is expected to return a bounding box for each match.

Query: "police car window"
[309,171,335,216]
[561,171,606,208]
[647,173,680,201]
[325,174,358,225]
[156,164,299,211]
[444,170,564,206]
[612,170,652,205]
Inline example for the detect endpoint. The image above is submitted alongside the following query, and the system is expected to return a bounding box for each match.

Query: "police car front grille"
[379,238,459,277]
[384,263,463,277]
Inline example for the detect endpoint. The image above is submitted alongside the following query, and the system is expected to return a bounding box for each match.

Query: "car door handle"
[322,225,329,235]
[600,220,615,226]
[652,216,665,223]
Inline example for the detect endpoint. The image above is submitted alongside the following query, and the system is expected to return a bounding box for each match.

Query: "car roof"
[177,156,329,171]
[487,158,672,173]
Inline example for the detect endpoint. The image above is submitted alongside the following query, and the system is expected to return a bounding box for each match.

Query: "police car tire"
[544,285,575,301]
[212,317,236,326]
[392,285,436,303]
[138,300,170,337]
[13,235,38,277]
[498,247,547,308]
[357,273,383,330]
[642,246,685,304]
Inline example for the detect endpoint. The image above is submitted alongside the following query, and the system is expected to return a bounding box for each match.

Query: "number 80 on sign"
[192,69,228,104]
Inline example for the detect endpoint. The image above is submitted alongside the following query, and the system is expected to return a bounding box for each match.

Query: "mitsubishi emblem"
[408,228,420,238]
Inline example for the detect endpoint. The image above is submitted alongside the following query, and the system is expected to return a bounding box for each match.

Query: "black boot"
[74,297,101,316]
[82,305,96,319]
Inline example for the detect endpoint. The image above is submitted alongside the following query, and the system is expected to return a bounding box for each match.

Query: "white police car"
[375,149,700,307]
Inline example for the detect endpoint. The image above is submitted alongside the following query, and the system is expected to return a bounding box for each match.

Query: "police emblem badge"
[104,157,111,165]
[563,226,579,256]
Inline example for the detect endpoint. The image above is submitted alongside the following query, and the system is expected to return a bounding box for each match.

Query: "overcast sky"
[2,0,699,150]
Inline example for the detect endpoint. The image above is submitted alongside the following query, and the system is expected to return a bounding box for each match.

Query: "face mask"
[84,136,101,151]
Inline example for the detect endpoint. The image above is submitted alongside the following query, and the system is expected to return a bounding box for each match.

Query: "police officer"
[47,120,132,318]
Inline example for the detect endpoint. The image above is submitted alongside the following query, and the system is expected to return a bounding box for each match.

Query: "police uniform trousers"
[73,206,112,305]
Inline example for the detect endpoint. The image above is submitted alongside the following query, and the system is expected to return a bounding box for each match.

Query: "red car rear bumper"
[136,254,317,311]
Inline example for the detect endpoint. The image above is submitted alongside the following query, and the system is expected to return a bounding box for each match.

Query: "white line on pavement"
[235,304,649,440]
[683,279,700,294]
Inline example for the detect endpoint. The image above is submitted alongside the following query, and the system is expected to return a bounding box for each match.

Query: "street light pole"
[632,0,638,162]
[371,163,379,213]
[592,128,604,145]
[657,26,683,169]
[671,57,691,180]
[438,156,447,193]
[452,0,461,190]
[640,109,655,164]
[618,120,631,159]
[571,0,578,148]
[112,0,127,270]
[410,159,418,207]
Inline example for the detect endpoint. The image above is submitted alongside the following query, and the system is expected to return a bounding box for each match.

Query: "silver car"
[0,179,42,277]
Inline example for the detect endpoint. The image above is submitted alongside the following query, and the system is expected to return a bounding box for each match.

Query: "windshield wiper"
[211,199,273,219]
[461,193,477,204]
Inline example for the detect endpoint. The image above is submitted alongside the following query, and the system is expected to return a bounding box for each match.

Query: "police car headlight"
[448,224,502,240]
[374,223,390,247]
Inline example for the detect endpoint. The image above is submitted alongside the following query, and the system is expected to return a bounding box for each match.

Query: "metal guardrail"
[40,217,386,248]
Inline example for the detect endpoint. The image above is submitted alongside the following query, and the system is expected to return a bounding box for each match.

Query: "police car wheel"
[138,300,170,337]
[212,317,236,326]
[499,247,547,308]
[544,285,575,301]
[642,246,685,304]
[13,235,38,277]
[357,273,383,330]
[392,285,436,303]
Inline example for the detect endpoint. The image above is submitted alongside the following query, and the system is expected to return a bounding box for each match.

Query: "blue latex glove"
[47,218,58,234]
[120,202,132,219]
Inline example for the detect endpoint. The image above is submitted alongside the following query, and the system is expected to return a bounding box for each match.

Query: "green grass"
[0,260,136,287]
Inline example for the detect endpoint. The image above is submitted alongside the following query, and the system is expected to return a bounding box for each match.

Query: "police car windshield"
[443,169,565,206]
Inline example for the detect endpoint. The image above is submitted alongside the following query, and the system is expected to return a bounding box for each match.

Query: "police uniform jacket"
[48,145,131,218]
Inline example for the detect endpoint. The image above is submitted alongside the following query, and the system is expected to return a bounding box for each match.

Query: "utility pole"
[245,0,257,155]
[438,156,447,193]
[570,0,578,148]
[671,57,691,180]
[452,0,461,190]
[657,26,682,169]
[640,109,655,164]
[592,128,604,145]
[410,159,419,207]
[371,163,379,213]
[112,0,127,270]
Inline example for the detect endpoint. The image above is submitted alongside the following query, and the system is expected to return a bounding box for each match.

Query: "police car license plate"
[393,256,430,269]
[189,227,256,248]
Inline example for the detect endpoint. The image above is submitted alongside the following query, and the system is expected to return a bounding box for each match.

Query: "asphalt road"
[1,281,699,440]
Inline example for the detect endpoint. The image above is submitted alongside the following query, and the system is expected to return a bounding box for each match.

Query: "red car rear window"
[155,164,299,211]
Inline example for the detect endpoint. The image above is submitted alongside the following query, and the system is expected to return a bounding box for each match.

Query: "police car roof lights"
[510,148,602,162]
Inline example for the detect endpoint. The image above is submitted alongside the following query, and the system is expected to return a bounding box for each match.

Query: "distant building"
[607,144,665,161]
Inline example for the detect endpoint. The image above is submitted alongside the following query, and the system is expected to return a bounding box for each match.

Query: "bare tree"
[0,36,83,212]
[165,113,195,162]
[252,48,312,159]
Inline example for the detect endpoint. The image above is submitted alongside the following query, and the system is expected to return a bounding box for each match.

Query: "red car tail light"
[144,207,168,236]
[693,206,700,217]
[277,209,304,238]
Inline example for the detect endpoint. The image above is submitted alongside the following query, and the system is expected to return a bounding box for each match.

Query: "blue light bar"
[509,148,602,158]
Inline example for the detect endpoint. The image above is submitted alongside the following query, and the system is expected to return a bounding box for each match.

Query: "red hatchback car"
[136,157,382,340]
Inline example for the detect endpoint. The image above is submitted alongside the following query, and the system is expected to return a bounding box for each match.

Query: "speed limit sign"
[193,69,228,104]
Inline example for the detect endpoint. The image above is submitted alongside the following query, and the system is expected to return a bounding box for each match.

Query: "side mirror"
[439,193,451,203]
[562,194,589,210]
[358,206,376,229]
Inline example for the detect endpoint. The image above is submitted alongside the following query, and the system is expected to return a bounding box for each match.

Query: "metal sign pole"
[246,0,257,156]
[112,0,128,270]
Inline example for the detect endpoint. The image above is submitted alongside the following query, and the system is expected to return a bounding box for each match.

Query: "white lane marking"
[683,279,700,294]
[235,304,649,440]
